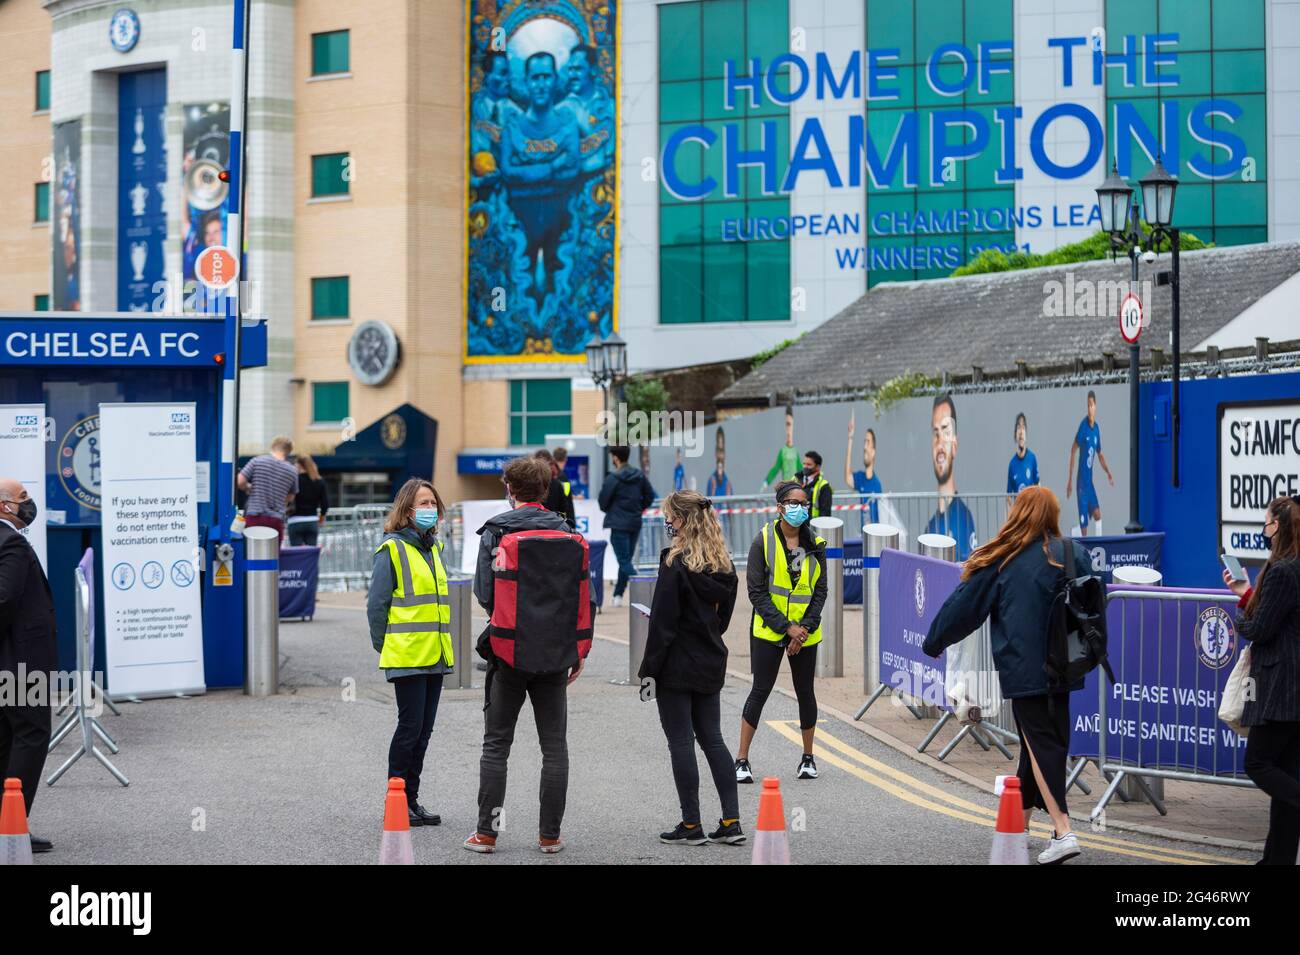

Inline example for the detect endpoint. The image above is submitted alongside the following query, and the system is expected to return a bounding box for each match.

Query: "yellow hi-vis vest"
[379,537,453,669]
[752,520,824,647]
[561,480,571,496]
[808,474,831,519]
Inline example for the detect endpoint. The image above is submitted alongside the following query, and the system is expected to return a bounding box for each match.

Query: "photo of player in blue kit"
[1066,390,1115,537]
[845,411,882,530]
[1006,411,1039,506]
[925,394,977,560]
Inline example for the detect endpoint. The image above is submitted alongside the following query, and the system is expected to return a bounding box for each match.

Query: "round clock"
[109,8,141,53]
[347,320,400,386]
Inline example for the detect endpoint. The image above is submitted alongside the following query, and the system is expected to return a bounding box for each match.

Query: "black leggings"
[743,635,818,731]
[1243,719,1300,866]
[656,688,739,824]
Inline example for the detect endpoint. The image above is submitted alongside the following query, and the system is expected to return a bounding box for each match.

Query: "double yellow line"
[764,720,1244,865]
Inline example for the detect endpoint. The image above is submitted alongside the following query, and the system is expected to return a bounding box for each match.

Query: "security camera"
[1142,249,1157,265]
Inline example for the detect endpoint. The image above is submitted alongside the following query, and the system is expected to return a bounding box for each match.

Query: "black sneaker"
[797,754,818,780]
[409,802,441,827]
[707,820,746,845]
[735,758,754,784]
[660,822,708,846]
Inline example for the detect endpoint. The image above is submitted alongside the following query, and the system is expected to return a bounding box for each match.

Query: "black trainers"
[797,754,818,779]
[735,758,754,784]
[707,820,746,845]
[410,802,441,826]
[660,822,708,846]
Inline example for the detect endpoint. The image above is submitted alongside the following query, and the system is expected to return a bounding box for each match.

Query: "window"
[312,381,349,424]
[311,30,350,76]
[658,0,793,323]
[35,71,49,111]
[311,152,350,197]
[34,182,49,223]
[311,276,349,319]
[34,294,49,311]
[509,379,572,446]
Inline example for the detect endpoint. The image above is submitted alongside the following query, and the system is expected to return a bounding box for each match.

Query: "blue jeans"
[610,528,640,597]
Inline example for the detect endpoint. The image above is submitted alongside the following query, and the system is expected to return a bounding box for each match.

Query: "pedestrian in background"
[0,477,56,854]
[536,448,576,528]
[237,435,299,539]
[735,480,827,784]
[640,490,743,847]
[923,485,1090,865]
[287,453,330,547]
[1223,495,1300,865]
[598,445,655,608]
[367,478,452,829]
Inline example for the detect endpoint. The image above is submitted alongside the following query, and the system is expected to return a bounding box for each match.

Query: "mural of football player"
[470,50,520,194]
[1006,411,1039,506]
[762,407,801,490]
[501,51,581,304]
[925,394,977,560]
[706,427,732,497]
[845,411,882,527]
[1066,390,1115,536]
[559,44,613,177]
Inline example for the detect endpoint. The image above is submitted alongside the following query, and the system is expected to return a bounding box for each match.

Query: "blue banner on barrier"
[844,538,862,605]
[878,548,956,704]
[1070,533,1163,584]
[279,546,320,620]
[1068,585,1247,776]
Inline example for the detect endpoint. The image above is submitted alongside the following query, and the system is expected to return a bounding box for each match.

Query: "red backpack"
[486,529,592,672]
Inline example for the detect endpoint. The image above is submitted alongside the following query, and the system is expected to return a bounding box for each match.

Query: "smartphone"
[1221,553,1247,582]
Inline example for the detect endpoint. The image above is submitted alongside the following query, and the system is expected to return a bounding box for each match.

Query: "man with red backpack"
[465,456,592,855]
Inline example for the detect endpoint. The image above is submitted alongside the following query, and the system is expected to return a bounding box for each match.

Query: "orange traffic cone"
[1,778,32,866]
[989,776,1029,865]
[379,778,414,865]
[751,777,790,865]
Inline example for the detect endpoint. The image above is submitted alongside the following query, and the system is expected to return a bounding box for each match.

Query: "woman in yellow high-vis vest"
[367,478,453,828]
[734,480,828,784]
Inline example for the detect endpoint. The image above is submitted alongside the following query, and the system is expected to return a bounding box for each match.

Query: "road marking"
[765,720,1243,865]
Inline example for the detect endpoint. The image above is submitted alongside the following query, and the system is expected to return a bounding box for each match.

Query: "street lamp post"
[585,332,627,483]
[1096,164,1144,534]
[1139,156,1182,488]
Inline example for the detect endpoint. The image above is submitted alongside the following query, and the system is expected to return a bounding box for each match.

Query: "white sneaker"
[1036,831,1080,865]
[611,595,623,608]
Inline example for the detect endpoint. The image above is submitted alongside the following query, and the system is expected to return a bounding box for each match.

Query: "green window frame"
[34,182,49,223]
[658,0,793,324]
[35,71,50,111]
[34,294,49,311]
[311,152,350,197]
[312,382,349,424]
[311,30,350,76]
[509,379,572,446]
[311,276,350,319]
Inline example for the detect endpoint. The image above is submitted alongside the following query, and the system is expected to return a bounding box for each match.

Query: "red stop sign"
[196,245,239,290]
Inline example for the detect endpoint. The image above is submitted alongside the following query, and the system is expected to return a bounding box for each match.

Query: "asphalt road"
[29,606,1255,865]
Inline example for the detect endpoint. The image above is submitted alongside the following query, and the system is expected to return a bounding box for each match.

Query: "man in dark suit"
[0,477,57,853]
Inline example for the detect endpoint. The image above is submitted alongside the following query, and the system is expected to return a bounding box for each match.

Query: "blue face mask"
[782,503,809,527]
[413,508,439,531]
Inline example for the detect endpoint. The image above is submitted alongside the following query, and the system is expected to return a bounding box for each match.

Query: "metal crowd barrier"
[1088,588,1255,823]
[316,502,462,592]
[635,491,1011,571]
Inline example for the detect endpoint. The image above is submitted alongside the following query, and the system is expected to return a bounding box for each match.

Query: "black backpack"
[1044,539,1115,690]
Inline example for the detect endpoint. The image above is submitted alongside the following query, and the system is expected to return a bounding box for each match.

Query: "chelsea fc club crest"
[58,415,103,511]
[914,569,926,617]
[109,8,141,53]
[1195,606,1235,670]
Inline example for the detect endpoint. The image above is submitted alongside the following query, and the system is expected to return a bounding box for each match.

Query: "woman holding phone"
[1221,495,1300,865]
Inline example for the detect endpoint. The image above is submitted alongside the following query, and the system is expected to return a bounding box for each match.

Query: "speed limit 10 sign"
[1119,292,1143,344]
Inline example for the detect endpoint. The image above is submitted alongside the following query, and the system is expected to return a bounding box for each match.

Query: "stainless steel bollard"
[812,516,844,678]
[1113,565,1162,586]
[627,575,657,684]
[863,523,900,693]
[918,533,956,562]
[445,577,475,689]
[244,526,280,697]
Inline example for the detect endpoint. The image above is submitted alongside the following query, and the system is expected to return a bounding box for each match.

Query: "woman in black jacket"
[639,489,742,847]
[1223,495,1300,865]
[923,485,1090,865]
[287,453,330,546]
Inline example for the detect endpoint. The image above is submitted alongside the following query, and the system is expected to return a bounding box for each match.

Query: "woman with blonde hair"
[923,485,1091,865]
[367,478,452,828]
[639,489,742,846]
